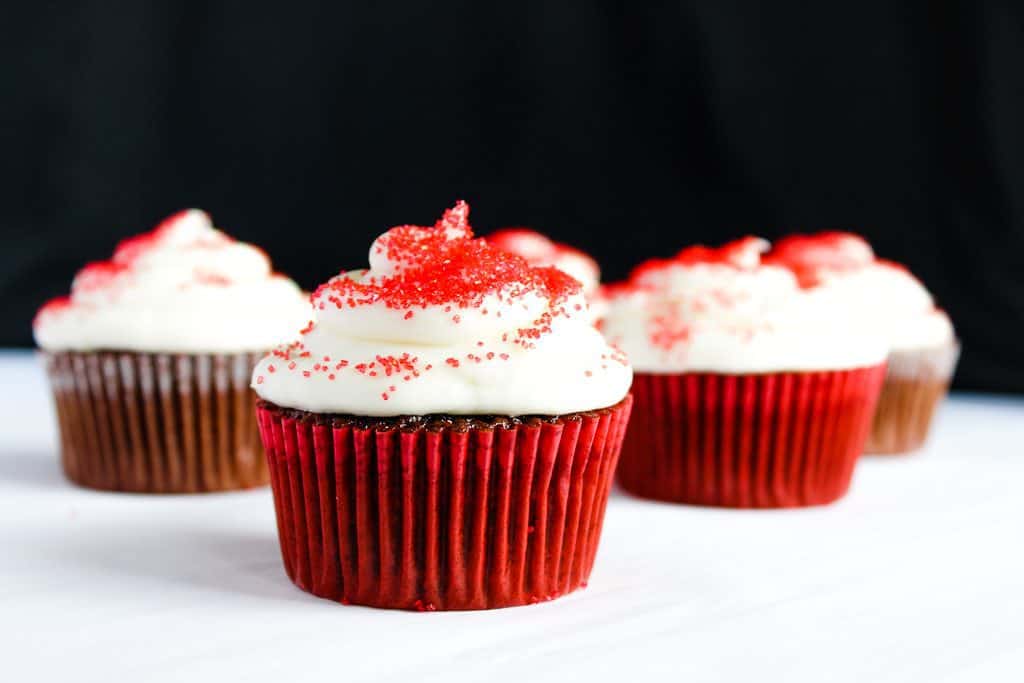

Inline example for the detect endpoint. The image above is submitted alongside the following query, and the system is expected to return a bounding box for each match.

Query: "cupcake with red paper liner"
[602,237,887,508]
[486,228,606,321]
[767,233,958,454]
[33,210,310,493]
[251,202,632,611]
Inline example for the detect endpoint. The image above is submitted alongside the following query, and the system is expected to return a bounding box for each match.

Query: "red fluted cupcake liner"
[43,350,267,493]
[866,342,960,454]
[618,366,886,508]
[256,395,633,611]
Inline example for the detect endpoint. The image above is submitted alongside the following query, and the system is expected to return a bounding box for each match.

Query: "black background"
[3,3,1022,392]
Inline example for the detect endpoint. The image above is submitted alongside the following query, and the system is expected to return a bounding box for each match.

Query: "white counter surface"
[2,350,1022,682]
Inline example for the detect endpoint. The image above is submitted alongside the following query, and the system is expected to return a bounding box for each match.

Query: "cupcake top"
[485,228,600,296]
[765,232,954,352]
[601,237,887,373]
[33,210,310,353]
[251,202,632,416]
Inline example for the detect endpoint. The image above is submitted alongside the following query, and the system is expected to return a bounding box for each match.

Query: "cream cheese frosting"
[601,237,888,373]
[486,228,606,323]
[485,229,601,295]
[766,232,955,352]
[251,202,632,416]
[33,209,310,353]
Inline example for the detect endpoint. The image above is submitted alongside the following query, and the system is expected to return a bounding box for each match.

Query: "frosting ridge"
[33,209,310,353]
[767,232,954,352]
[486,228,601,296]
[252,202,632,415]
[601,236,887,373]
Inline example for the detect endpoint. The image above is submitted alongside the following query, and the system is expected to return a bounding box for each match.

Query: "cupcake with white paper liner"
[33,210,310,493]
[603,237,887,508]
[766,232,958,454]
[486,228,607,322]
[252,202,632,610]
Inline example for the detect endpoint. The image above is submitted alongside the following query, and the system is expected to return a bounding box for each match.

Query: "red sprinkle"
[308,202,580,349]
[765,232,878,288]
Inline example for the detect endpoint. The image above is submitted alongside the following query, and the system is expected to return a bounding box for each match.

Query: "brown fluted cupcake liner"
[866,342,960,454]
[43,350,267,493]
[256,395,633,610]
[618,366,886,508]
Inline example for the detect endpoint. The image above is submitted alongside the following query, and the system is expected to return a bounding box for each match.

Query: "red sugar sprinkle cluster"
[269,337,459,400]
[311,202,581,344]
[765,232,875,288]
[34,209,246,325]
[485,228,597,270]
[649,314,693,352]
[254,203,624,403]
[674,236,766,267]
[628,236,766,287]
[110,210,230,265]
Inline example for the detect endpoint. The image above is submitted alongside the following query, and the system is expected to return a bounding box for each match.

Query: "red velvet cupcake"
[251,202,633,610]
[767,233,959,454]
[602,237,887,507]
[33,210,310,493]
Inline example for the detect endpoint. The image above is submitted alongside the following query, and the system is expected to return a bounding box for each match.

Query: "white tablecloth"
[2,350,1022,682]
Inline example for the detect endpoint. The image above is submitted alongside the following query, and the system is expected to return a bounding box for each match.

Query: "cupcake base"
[43,351,266,493]
[256,396,633,610]
[618,366,886,508]
[866,343,959,454]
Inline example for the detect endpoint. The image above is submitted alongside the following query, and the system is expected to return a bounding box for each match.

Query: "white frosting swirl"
[33,210,310,353]
[486,229,600,295]
[767,233,955,352]
[601,237,888,373]
[251,203,632,416]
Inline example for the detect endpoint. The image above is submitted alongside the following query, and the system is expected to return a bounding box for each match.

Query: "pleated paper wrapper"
[618,366,886,508]
[866,342,960,454]
[43,351,266,493]
[256,395,633,611]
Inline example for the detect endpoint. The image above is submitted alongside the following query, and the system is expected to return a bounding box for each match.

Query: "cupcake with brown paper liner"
[251,201,632,610]
[767,233,958,454]
[33,210,311,492]
[602,237,887,508]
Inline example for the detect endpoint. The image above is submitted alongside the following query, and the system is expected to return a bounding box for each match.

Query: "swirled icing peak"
[765,232,875,287]
[486,228,601,296]
[601,236,887,373]
[766,231,954,351]
[33,209,310,353]
[252,202,632,415]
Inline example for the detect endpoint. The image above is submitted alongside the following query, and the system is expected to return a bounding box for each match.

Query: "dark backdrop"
[3,2,1023,392]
